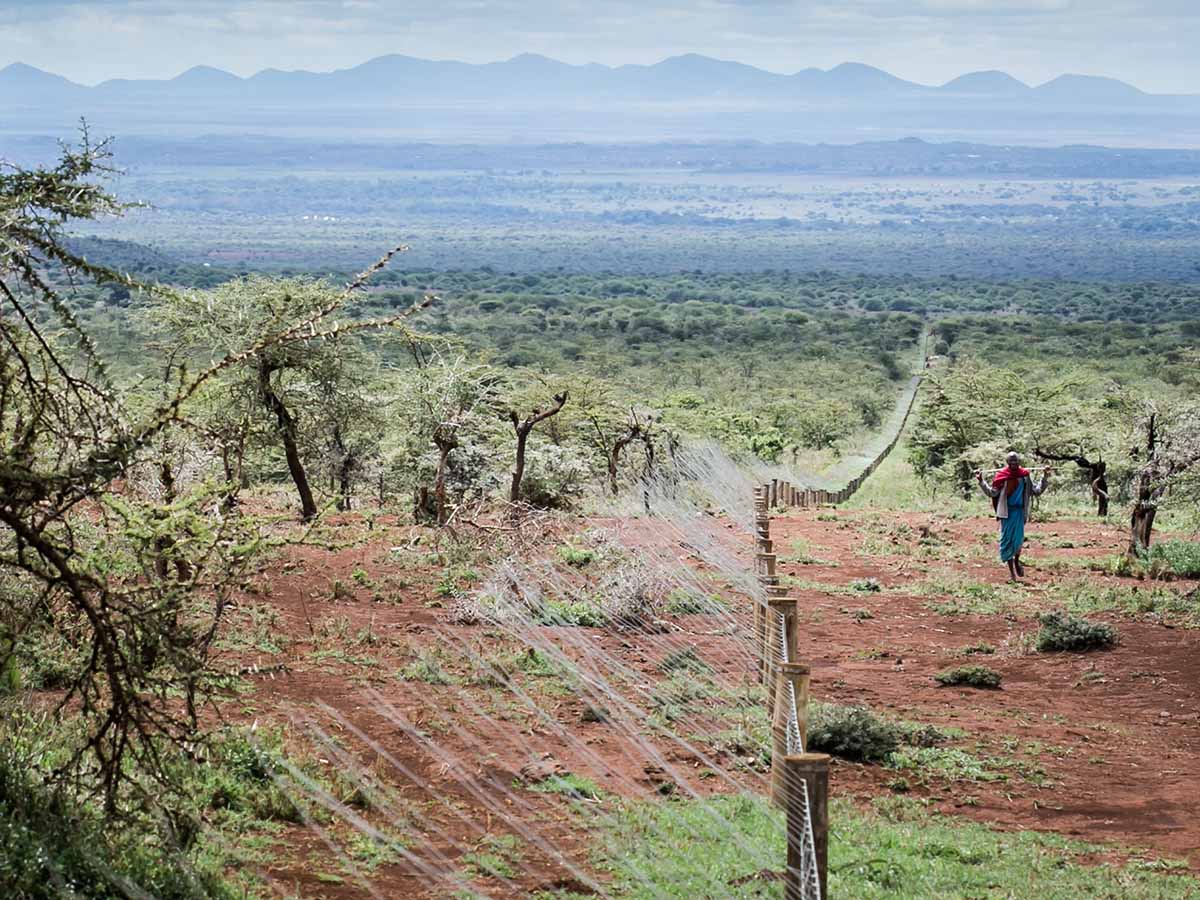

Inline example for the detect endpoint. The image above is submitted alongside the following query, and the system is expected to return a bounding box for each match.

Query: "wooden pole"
[784,661,811,753]
[785,753,830,900]
[770,660,811,805]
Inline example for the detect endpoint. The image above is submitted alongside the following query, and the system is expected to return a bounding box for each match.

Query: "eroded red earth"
[222,507,1199,897]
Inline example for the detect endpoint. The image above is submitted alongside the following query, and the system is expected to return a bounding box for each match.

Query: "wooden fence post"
[770,660,809,805]
[785,753,830,900]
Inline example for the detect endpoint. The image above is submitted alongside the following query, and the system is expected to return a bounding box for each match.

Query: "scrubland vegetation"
[2,138,1199,898]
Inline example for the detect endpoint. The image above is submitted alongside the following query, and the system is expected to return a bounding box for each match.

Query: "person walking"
[976,451,1051,582]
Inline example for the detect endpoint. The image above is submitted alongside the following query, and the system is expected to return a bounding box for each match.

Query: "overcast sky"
[3,1,1197,93]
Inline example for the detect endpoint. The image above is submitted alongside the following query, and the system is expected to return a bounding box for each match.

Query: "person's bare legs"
[1006,559,1020,582]
[1015,554,1025,578]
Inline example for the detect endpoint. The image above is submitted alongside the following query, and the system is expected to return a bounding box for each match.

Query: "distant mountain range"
[2,54,1197,146]
[0,54,1178,106]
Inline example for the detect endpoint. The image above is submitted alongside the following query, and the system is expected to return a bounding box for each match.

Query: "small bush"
[807,704,903,763]
[0,744,232,899]
[1142,541,1200,578]
[537,600,608,628]
[557,544,595,567]
[934,665,1002,689]
[1036,611,1117,652]
[851,578,882,593]
[958,642,996,656]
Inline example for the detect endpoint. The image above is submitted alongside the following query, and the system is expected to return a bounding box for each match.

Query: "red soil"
[223,508,1200,897]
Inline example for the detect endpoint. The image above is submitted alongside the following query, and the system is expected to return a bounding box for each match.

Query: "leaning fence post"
[786,753,830,900]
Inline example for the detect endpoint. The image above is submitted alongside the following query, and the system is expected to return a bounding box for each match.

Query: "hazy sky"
[3,1,1198,92]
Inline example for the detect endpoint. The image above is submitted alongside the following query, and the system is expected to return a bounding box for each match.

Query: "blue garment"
[999,478,1025,562]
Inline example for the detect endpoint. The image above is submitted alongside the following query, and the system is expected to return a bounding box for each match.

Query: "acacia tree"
[507,390,568,504]
[570,378,651,495]
[153,274,428,520]
[0,137,261,812]
[1124,400,1200,555]
[1035,446,1110,516]
[0,137,426,824]
[394,354,499,524]
[909,361,1084,496]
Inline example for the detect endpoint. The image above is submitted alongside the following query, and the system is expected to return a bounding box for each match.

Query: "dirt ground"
[223,507,1200,897]
[773,510,1200,870]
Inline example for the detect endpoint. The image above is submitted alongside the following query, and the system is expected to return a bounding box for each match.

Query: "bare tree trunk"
[1129,501,1156,555]
[508,392,568,504]
[1093,474,1109,517]
[332,425,354,512]
[258,361,317,521]
[433,435,456,526]
[510,429,531,504]
[1127,413,1158,556]
[608,427,639,496]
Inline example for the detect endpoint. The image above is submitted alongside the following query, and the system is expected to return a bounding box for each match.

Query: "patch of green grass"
[851,578,882,593]
[935,665,1002,689]
[513,647,565,679]
[557,544,596,567]
[399,647,459,684]
[649,674,718,723]
[887,746,1003,782]
[658,647,711,674]
[703,720,772,773]
[347,830,406,871]
[1050,580,1199,626]
[527,773,604,801]
[956,641,996,656]
[1141,540,1200,578]
[435,567,480,598]
[916,573,1022,616]
[1036,611,1117,652]
[666,589,728,616]
[463,833,524,880]
[595,792,1200,899]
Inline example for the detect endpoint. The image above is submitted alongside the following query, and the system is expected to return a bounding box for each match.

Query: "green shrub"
[536,600,608,627]
[1036,611,1117,652]
[1142,541,1200,578]
[850,578,882,593]
[934,665,1002,689]
[0,745,231,899]
[807,704,903,763]
[959,642,996,656]
[557,544,595,567]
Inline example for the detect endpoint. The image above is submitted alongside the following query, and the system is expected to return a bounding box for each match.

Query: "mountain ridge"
[0,53,1177,105]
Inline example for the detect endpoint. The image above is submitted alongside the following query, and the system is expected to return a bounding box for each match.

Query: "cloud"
[2,0,1197,92]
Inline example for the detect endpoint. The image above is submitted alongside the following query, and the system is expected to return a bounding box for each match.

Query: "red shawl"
[992,465,1030,497]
